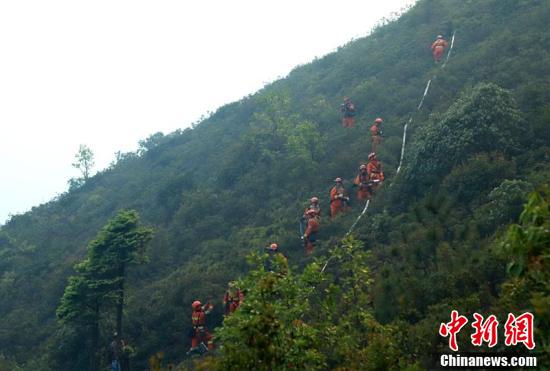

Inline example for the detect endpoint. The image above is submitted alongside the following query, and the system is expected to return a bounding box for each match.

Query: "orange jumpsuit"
[342,116,355,128]
[191,306,214,350]
[223,289,244,315]
[431,38,449,62]
[367,160,384,181]
[367,160,384,195]
[304,216,319,254]
[303,204,321,219]
[354,171,373,200]
[330,185,349,217]
[370,124,382,152]
[340,102,356,128]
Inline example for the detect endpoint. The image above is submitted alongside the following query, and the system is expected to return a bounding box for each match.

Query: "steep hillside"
[1,0,549,369]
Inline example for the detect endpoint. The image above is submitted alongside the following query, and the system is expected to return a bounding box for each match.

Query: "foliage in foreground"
[0,0,549,368]
[203,237,417,371]
[498,186,550,364]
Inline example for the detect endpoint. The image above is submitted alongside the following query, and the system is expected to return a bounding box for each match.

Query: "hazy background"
[0,0,415,224]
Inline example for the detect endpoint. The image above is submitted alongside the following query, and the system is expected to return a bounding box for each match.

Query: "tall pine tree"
[57,210,153,370]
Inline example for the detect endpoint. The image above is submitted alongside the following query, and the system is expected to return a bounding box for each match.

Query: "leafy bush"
[405,83,524,189]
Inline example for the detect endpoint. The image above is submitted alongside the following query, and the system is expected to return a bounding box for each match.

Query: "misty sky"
[0,0,416,224]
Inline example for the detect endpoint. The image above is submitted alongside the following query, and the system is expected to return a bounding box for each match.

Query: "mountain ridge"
[1,0,549,369]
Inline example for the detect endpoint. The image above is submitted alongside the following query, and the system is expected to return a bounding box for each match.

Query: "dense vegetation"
[56,210,153,370]
[0,0,549,369]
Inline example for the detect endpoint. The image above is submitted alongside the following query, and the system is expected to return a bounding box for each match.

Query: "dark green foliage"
[405,83,525,190]
[441,153,516,206]
[57,210,153,325]
[0,0,549,369]
[56,210,153,370]
[214,237,410,370]
[474,179,532,235]
[499,187,549,279]
[216,252,325,370]
[498,186,550,364]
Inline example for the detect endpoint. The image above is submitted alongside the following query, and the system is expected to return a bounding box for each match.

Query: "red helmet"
[310,197,319,203]
[368,152,376,160]
[192,300,202,310]
[270,243,278,250]
[360,164,367,170]
[334,177,342,183]
[437,35,443,39]
[374,117,383,124]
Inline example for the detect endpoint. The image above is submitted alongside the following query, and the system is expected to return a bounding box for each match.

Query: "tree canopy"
[0,0,549,369]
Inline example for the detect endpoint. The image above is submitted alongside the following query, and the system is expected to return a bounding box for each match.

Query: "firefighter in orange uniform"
[340,97,356,128]
[303,196,321,219]
[366,153,384,196]
[370,117,383,152]
[187,300,214,355]
[354,164,373,200]
[330,178,350,217]
[303,208,320,255]
[431,35,449,63]
[223,282,244,315]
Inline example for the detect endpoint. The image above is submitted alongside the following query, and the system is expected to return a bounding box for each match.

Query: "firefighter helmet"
[192,300,202,310]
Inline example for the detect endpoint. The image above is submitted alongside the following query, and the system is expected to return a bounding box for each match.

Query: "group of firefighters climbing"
[300,117,385,255]
[185,35,449,358]
[187,282,244,356]
[186,113,384,356]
